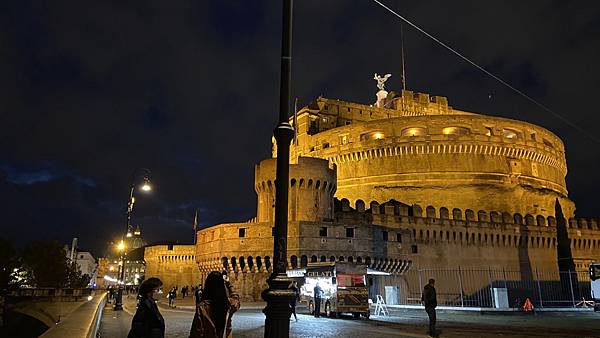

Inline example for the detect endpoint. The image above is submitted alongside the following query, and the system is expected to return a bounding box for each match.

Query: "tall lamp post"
[114,168,152,311]
[262,1,295,337]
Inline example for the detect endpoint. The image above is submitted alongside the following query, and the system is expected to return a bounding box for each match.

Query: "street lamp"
[114,168,152,311]
[262,1,295,337]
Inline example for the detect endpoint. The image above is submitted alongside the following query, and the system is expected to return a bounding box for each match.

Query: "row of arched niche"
[256,178,336,193]
[339,199,600,230]
[202,255,411,274]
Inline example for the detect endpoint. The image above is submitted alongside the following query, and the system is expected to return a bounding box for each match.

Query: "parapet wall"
[144,245,201,291]
[337,199,600,271]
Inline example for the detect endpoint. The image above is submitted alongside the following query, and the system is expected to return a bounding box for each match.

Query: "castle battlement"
[334,199,600,258]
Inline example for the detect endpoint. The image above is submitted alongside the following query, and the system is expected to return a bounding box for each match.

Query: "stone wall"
[195,219,414,301]
[255,157,336,223]
[144,245,201,292]
[195,200,600,301]
[283,95,574,219]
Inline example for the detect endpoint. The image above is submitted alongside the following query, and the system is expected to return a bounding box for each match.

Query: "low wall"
[40,292,107,338]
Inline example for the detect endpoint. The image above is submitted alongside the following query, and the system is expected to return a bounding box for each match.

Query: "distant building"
[64,240,98,287]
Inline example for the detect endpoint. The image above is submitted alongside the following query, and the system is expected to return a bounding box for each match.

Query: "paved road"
[99,299,600,338]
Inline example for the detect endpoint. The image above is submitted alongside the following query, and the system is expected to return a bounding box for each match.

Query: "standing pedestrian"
[168,287,177,308]
[189,271,240,338]
[290,281,300,321]
[128,277,165,338]
[313,282,323,318]
[421,278,438,338]
[108,285,115,303]
[194,284,203,305]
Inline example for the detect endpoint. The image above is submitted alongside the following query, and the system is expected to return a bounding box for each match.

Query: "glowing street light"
[141,182,152,192]
[114,168,152,311]
[117,240,125,252]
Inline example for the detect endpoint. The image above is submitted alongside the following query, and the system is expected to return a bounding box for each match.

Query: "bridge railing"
[39,292,107,338]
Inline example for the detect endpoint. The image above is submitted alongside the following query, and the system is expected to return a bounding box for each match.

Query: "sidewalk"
[158,296,268,311]
[97,301,132,337]
[386,304,595,313]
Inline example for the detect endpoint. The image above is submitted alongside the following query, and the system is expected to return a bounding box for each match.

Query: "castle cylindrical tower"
[283,93,575,218]
[255,157,336,223]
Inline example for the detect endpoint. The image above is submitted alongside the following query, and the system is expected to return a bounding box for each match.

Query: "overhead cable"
[372,0,599,144]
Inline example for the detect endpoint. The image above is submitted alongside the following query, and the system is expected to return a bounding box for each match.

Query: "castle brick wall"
[255,157,336,223]
[144,245,201,292]
[284,95,574,219]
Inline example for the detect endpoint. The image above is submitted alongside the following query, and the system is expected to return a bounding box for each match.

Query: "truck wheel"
[365,310,370,319]
[353,312,360,319]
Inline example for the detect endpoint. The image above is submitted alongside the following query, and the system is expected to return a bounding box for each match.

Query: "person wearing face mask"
[128,277,165,338]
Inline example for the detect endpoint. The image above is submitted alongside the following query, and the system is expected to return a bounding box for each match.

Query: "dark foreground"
[98,299,600,338]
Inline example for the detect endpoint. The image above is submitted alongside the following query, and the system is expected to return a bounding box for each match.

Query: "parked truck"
[299,262,370,319]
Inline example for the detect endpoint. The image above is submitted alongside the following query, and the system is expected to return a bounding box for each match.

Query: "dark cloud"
[1,1,599,254]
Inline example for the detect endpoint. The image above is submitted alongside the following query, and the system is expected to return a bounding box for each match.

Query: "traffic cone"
[522,297,534,312]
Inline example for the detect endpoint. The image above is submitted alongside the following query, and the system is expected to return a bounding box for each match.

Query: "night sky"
[1,1,599,256]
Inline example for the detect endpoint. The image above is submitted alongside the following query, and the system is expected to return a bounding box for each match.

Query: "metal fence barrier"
[399,267,591,308]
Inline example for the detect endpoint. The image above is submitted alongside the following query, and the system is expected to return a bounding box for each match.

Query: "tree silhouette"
[21,240,68,288]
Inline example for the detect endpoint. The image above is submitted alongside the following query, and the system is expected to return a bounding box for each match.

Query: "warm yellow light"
[117,241,125,251]
[126,232,132,238]
[141,183,152,192]
[109,266,115,271]
[372,132,385,140]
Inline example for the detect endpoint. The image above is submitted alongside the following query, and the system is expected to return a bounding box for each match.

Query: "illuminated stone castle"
[146,87,600,301]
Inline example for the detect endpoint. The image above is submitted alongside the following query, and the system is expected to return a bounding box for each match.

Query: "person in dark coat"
[313,282,323,318]
[128,277,165,338]
[421,278,438,337]
[194,284,203,305]
[168,287,177,308]
[289,281,300,321]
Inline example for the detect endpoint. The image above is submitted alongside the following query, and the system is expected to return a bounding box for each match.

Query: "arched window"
[300,255,308,267]
[443,126,470,135]
[222,257,229,270]
[290,255,298,268]
[311,255,318,263]
[401,127,427,137]
[320,255,326,262]
[502,128,519,139]
[329,256,336,262]
[265,256,271,270]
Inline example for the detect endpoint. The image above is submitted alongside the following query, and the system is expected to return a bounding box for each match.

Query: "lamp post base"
[262,273,294,338]
[113,287,124,311]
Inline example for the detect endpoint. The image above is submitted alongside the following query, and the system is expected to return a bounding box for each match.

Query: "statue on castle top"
[374,73,392,91]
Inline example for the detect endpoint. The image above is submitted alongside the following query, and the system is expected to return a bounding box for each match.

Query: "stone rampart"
[144,244,201,292]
